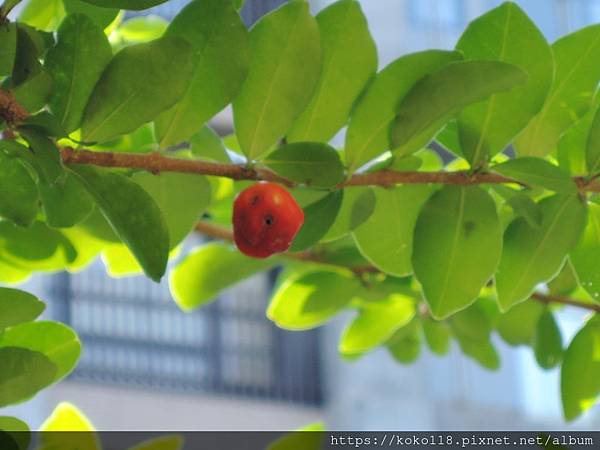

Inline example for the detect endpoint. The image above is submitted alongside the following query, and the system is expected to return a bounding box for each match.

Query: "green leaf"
[0,288,45,331]
[345,50,461,172]
[456,2,552,166]
[79,0,168,10]
[38,169,95,228]
[0,221,77,271]
[585,106,600,175]
[169,243,274,311]
[0,347,56,407]
[81,36,194,143]
[118,16,167,42]
[0,321,81,383]
[422,317,451,356]
[492,157,576,193]
[267,269,361,330]
[0,23,17,76]
[548,260,579,296]
[353,185,434,277]
[12,71,53,113]
[515,24,600,157]
[289,190,343,251]
[132,171,211,248]
[390,61,527,158]
[19,128,65,184]
[323,187,375,241]
[339,293,415,356]
[263,142,344,188]
[496,193,587,310]
[22,111,67,138]
[496,300,544,346]
[0,148,39,227]
[0,416,30,450]
[386,319,421,364]
[12,26,42,87]
[413,186,502,319]
[557,104,596,176]
[450,302,500,370]
[154,0,249,148]
[190,126,230,162]
[494,186,543,228]
[571,202,600,301]
[19,0,65,32]
[45,13,112,134]
[70,165,169,281]
[233,0,321,160]
[561,317,600,421]
[287,0,376,143]
[533,309,562,370]
[62,0,120,29]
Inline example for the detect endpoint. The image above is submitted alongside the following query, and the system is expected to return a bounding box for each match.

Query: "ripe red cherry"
[233,182,304,258]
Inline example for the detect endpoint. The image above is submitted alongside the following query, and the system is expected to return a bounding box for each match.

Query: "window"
[409,0,465,29]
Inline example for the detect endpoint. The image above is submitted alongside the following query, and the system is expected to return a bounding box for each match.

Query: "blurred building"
[5,0,600,431]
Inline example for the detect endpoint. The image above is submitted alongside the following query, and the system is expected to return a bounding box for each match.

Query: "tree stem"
[195,219,600,313]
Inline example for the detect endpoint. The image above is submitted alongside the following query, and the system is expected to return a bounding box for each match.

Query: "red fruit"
[233,182,304,258]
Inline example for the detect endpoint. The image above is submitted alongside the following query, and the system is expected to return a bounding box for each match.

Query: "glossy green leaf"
[413,186,502,319]
[0,149,38,227]
[12,71,53,113]
[39,170,95,228]
[290,190,343,251]
[19,128,64,184]
[492,157,576,193]
[0,416,30,450]
[0,288,44,331]
[496,300,544,346]
[268,269,360,330]
[263,142,344,188]
[422,318,451,356]
[456,2,552,166]
[585,106,600,175]
[390,61,527,158]
[12,26,42,87]
[45,13,112,134]
[561,317,600,421]
[496,193,587,310]
[79,0,168,10]
[571,203,600,302]
[287,0,376,142]
[323,187,375,241]
[533,310,563,370]
[155,0,249,148]
[557,104,596,176]
[450,302,500,370]
[118,16,167,42]
[0,23,17,76]
[353,185,434,277]
[548,260,579,296]
[0,347,56,407]
[0,321,81,382]
[494,186,543,228]
[516,24,600,157]
[62,0,119,29]
[82,37,194,143]
[170,243,274,311]
[233,0,321,160]
[133,171,211,248]
[190,126,230,162]
[19,0,65,32]
[386,319,421,364]
[345,50,461,172]
[0,221,77,271]
[70,165,169,281]
[339,293,415,356]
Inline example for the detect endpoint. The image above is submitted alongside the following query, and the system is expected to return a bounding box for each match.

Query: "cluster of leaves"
[0,288,80,438]
[1,0,600,426]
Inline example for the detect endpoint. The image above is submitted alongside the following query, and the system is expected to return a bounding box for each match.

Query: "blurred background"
[5,0,600,431]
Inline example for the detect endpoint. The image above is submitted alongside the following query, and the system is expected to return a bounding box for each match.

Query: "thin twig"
[195,219,600,313]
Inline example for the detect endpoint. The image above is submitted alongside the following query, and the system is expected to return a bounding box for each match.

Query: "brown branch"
[0,89,29,126]
[59,148,600,192]
[195,219,599,313]
[532,292,600,313]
